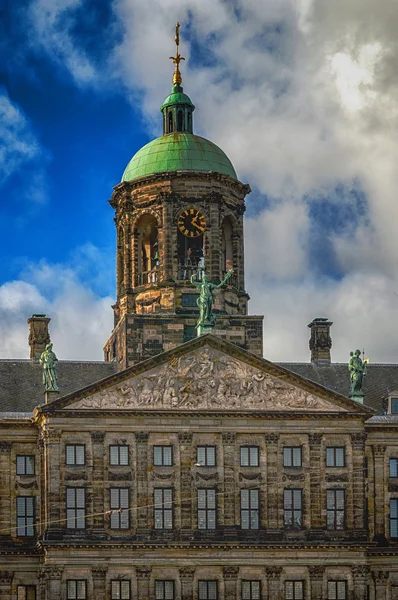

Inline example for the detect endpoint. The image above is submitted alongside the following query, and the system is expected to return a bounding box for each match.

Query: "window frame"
[327,580,347,599]
[197,445,216,467]
[16,455,35,476]
[325,447,345,468]
[155,580,175,600]
[109,445,130,467]
[17,585,36,600]
[197,488,217,530]
[240,488,260,530]
[283,488,303,530]
[66,487,86,530]
[326,488,346,530]
[198,580,218,600]
[390,458,398,478]
[242,580,261,600]
[65,444,86,467]
[16,496,35,537]
[153,445,173,467]
[283,447,302,468]
[66,580,87,600]
[154,487,173,530]
[111,580,131,600]
[240,446,259,467]
[390,397,398,414]
[390,498,398,538]
[109,487,130,530]
[285,580,304,600]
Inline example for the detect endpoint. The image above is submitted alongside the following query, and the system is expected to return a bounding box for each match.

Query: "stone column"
[209,193,222,281]
[136,432,150,536]
[162,194,174,282]
[308,433,323,530]
[223,567,239,600]
[0,443,11,538]
[0,571,13,600]
[373,446,386,538]
[265,566,282,600]
[136,568,151,600]
[92,567,107,600]
[38,568,47,600]
[222,432,236,534]
[351,433,367,532]
[308,566,325,600]
[265,433,279,530]
[178,432,193,535]
[91,431,106,532]
[44,429,62,534]
[180,567,195,600]
[352,566,370,600]
[47,566,63,600]
[374,571,389,600]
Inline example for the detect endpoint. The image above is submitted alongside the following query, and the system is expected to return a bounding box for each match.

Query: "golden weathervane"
[169,22,185,86]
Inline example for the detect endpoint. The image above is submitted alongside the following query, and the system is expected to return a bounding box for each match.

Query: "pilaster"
[136,568,151,600]
[352,566,370,600]
[0,443,11,537]
[0,571,13,600]
[92,567,107,600]
[265,433,279,530]
[373,445,386,537]
[91,431,106,531]
[308,566,325,600]
[47,566,63,600]
[180,567,195,600]
[265,566,282,600]
[178,432,193,533]
[222,432,236,531]
[44,429,62,532]
[374,571,389,600]
[135,432,150,534]
[351,433,367,531]
[223,566,239,600]
[308,433,323,529]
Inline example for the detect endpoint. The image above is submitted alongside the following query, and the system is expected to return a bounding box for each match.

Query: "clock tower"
[104,25,263,369]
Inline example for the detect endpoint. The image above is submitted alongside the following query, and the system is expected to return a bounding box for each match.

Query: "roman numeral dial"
[177,208,206,237]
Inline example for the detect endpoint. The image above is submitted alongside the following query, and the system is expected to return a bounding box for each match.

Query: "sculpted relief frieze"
[69,346,342,412]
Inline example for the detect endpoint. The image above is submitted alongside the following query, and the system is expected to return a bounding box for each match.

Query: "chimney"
[28,314,51,359]
[308,317,333,364]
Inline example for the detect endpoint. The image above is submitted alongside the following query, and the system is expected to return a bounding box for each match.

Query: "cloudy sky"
[1,0,398,363]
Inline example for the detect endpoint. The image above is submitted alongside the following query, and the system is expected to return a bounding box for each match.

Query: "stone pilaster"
[135,432,150,534]
[373,445,386,537]
[0,443,11,537]
[374,571,389,600]
[265,433,279,530]
[223,566,239,600]
[308,433,323,529]
[162,195,174,281]
[44,429,62,532]
[38,569,47,600]
[209,197,221,281]
[136,568,151,600]
[308,566,325,600]
[47,566,63,600]
[265,566,282,600]
[91,431,106,531]
[352,566,370,600]
[0,571,13,600]
[180,567,195,600]
[178,432,193,533]
[351,433,367,531]
[92,567,107,600]
[222,432,236,531]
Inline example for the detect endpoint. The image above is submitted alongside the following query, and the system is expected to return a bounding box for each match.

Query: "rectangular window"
[65,445,85,466]
[155,580,174,600]
[197,446,216,467]
[16,497,35,536]
[111,580,131,600]
[284,489,302,529]
[283,447,302,468]
[328,581,347,599]
[285,581,304,600]
[198,581,218,600]
[17,586,36,600]
[197,488,216,529]
[240,446,259,467]
[390,499,398,538]
[242,581,261,600]
[391,398,398,414]
[67,580,87,600]
[327,489,345,530]
[390,458,398,477]
[16,455,35,476]
[153,446,173,466]
[182,293,199,307]
[109,445,129,466]
[154,488,173,529]
[110,488,130,529]
[326,447,345,467]
[66,488,86,529]
[241,489,259,529]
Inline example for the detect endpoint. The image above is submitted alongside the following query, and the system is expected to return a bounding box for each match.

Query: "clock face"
[178,208,206,237]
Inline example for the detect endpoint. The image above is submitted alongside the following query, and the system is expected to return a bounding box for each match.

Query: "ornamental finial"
[169,22,185,86]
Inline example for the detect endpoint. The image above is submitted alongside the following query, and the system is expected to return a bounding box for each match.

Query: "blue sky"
[1,0,398,362]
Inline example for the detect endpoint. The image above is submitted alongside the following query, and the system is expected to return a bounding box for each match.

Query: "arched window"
[168,111,173,133]
[135,215,159,285]
[221,217,233,273]
[177,110,183,132]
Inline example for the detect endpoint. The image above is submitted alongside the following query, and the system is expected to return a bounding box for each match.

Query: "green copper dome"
[122,133,237,182]
[161,89,194,111]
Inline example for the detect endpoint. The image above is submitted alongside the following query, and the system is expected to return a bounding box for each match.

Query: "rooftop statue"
[40,342,59,392]
[348,349,367,396]
[190,269,233,335]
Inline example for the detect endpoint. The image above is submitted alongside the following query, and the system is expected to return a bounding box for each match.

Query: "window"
[240,446,259,467]
[327,489,345,530]
[283,447,302,468]
[111,580,131,600]
[182,293,199,307]
[197,446,216,467]
[66,445,85,466]
[110,445,129,466]
[177,110,183,132]
[153,446,173,466]
[241,489,259,529]
[168,111,173,133]
[16,497,35,536]
[155,580,174,600]
[284,489,302,529]
[17,586,36,600]
[390,499,398,537]
[199,581,218,600]
[16,455,35,475]
[242,581,261,599]
[391,398,398,414]
[154,488,173,529]
[67,580,87,600]
[326,447,345,467]
[197,488,216,529]
[390,458,398,477]
[110,488,130,529]
[328,581,347,599]
[285,581,304,600]
[66,488,86,529]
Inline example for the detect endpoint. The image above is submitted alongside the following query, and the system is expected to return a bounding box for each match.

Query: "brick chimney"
[27,314,51,359]
[308,317,333,364]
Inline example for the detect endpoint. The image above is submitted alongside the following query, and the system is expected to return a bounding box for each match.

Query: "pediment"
[52,337,369,414]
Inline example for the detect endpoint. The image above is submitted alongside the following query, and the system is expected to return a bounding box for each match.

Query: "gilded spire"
[169,22,185,86]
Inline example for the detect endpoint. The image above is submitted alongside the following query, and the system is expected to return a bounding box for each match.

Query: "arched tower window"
[168,111,173,133]
[187,111,192,133]
[135,215,159,286]
[221,217,233,274]
[177,110,183,132]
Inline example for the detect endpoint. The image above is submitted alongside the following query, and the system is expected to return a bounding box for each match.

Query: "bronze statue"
[348,349,367,396]
[40,343,59,392]
[190,269,233,331]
